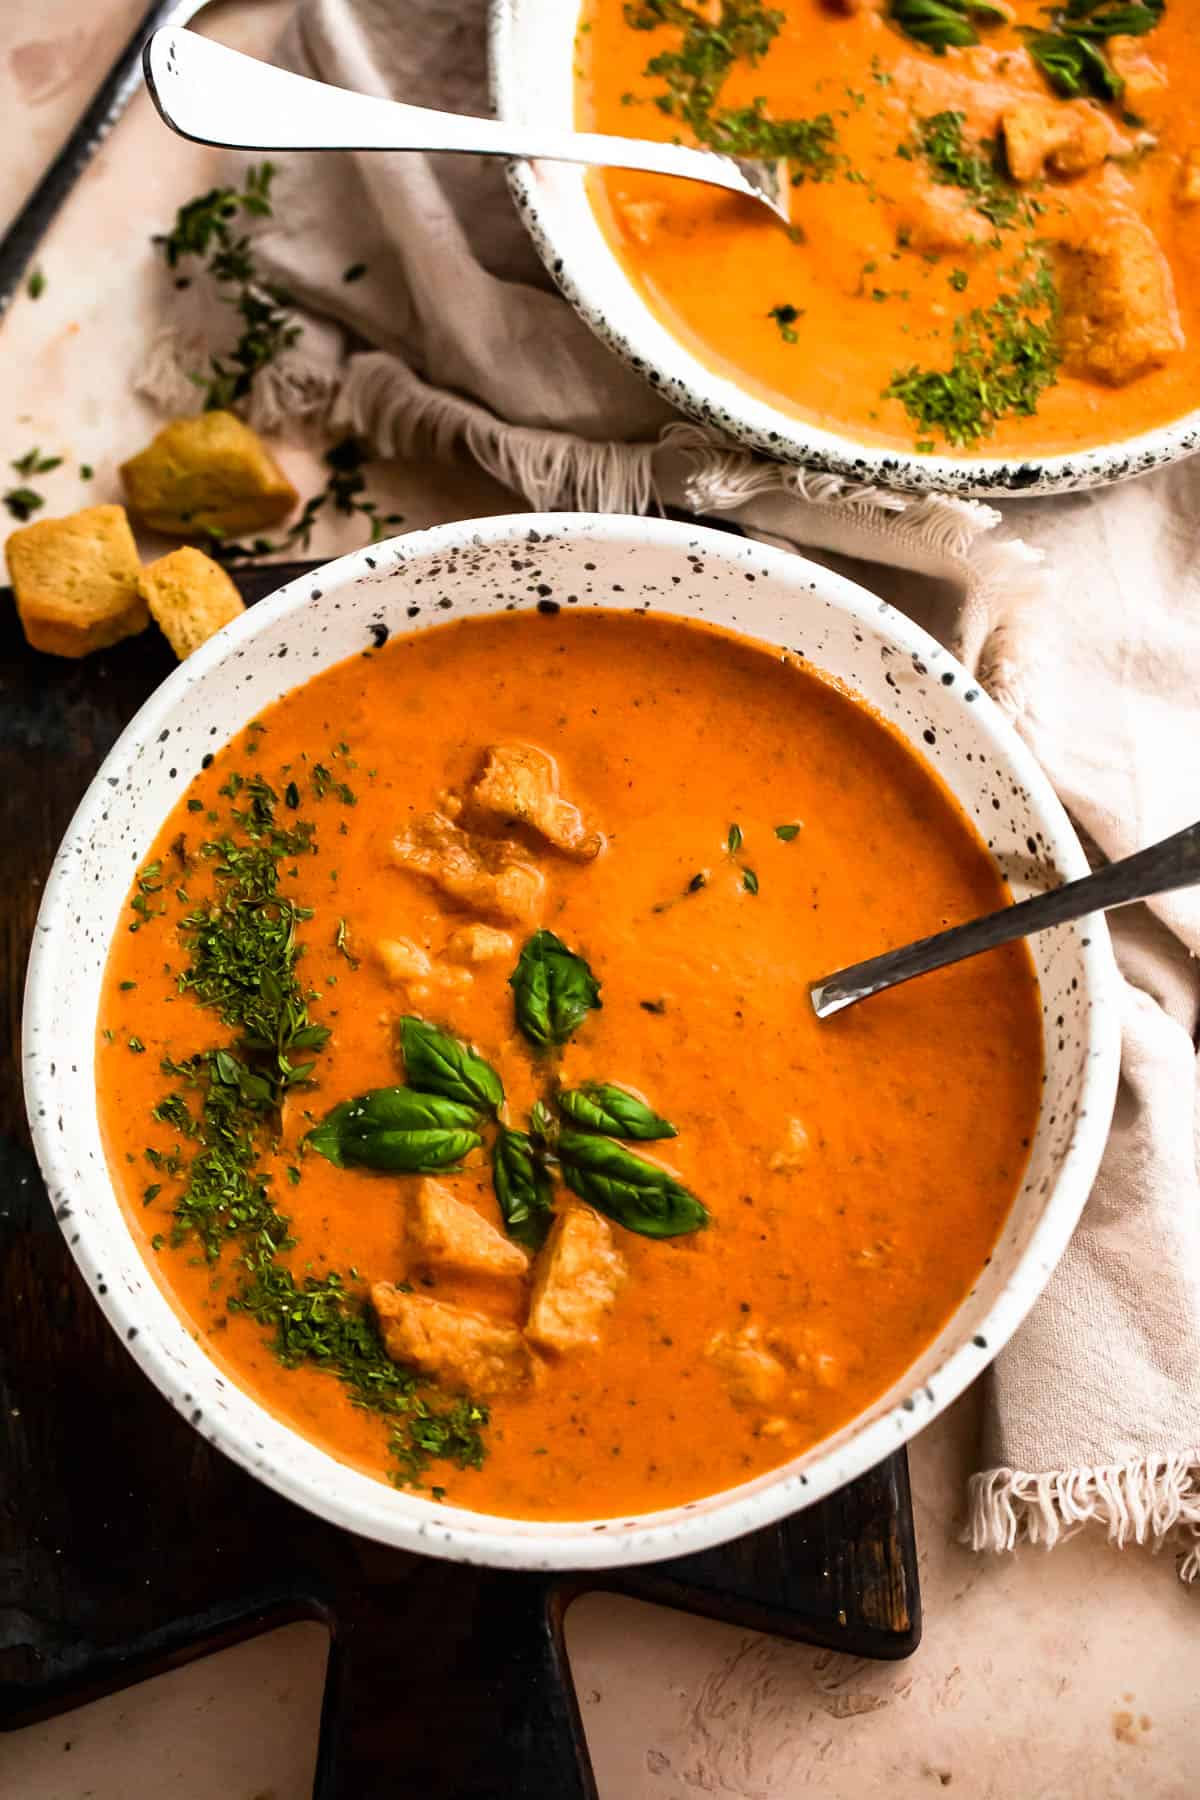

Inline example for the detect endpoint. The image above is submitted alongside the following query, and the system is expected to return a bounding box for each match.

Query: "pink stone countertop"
[1,5,1196,1796]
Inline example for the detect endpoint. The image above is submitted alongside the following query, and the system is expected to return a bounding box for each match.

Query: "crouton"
[768,1118,810,1173]
[376,937,473,1007]
[377,937,434,984]
[1002,100,1112,184]
[706,1325,789,1409]
[614,195,667,247]
[391,812,545,925]
[469,744,602,861]
[372,1284,534,1396]
[137,545,244,660]
[444,923,515,965]
[896,182,991,255]
[408,1178,529,1279]
[1107,35,1167,106]
[525,1206,626,1355]
[6,504,147,658]
[1178,148,1200,206]
[119,411,297,538]
[1057,219,1183,385]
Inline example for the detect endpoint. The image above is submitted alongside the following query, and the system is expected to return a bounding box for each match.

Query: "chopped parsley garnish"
[768,302,802,342]
[121,750,488,1487]
[774,823,801,841]
[886,256,1060,446]
[26,269,45,300]
[3,487,43,522]
[232,1265,488,1486]
[12,447,63,477]
[912,112,1023,233]
[625,2,840,181]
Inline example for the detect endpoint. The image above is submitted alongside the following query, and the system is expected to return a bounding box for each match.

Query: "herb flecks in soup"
[98,611,1041,1520]
[577,1,1199,455]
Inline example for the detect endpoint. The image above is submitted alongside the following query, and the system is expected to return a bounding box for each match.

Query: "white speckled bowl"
[24,514,1119,1568]
[489,0,1200,497]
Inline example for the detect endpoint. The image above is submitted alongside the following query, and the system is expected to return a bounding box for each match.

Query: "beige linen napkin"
[138,0,1200,1577]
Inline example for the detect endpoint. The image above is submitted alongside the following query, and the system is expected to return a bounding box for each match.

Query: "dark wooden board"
[0,561,920,1798]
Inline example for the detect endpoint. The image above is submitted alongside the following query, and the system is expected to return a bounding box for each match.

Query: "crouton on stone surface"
[138,545,245,660]
[1058,219,1183,385]
[6,504,147,658]
[391,812,544,925]
[372,1284,534,1396]
[408,1178,529,1279]
[469,744,602,861]
[525,1206,626,1355]
[120,411,297,538]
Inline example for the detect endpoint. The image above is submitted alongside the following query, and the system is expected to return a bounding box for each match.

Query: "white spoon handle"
[142,28,789,217]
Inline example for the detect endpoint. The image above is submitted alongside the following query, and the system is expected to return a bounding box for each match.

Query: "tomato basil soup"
[577,1,1200,456]
[97,610,1040,1520]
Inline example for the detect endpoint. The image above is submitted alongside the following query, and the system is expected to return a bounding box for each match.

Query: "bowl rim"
[23,511,1121,1568]
[487,0,1200,499]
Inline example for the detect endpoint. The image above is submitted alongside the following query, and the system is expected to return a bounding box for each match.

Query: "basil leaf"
[509,930,601,1047]
[557,1083,677,1142]
[555,1128,708,1239]
[308,1086,482,1172]
[492,1125,555,1250]
[530,1097,558,1147]
[399,1015,504,1116]
[1023,29,1122,98]
[888,0,1005,54]
[1064,0,1162,33]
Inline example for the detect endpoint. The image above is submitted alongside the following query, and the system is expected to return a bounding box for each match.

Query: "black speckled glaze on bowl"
[488,0,1200,498]
[23,515,1120,1569]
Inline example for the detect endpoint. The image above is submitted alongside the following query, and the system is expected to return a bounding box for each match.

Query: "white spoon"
[142,27,792,222]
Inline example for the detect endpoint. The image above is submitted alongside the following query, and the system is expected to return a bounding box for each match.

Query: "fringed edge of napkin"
[140,332,1052,649]
[333,353,1052,646]
[966,1457,1200,1582]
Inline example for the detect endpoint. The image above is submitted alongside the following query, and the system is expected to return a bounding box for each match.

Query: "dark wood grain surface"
[0,562,920,1798]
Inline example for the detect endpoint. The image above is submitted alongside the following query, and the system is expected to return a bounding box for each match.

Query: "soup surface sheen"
[577,0,1200,457]
[98,610,1040,1520]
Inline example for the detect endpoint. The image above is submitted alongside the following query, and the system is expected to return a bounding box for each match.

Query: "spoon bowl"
[811,818,1200,1017]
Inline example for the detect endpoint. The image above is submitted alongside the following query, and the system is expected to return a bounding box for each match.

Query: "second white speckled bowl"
[489,0,1200,497]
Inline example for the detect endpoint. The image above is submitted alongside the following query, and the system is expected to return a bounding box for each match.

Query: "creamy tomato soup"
[577,1,1200,456]
[97,610,1041,1520]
